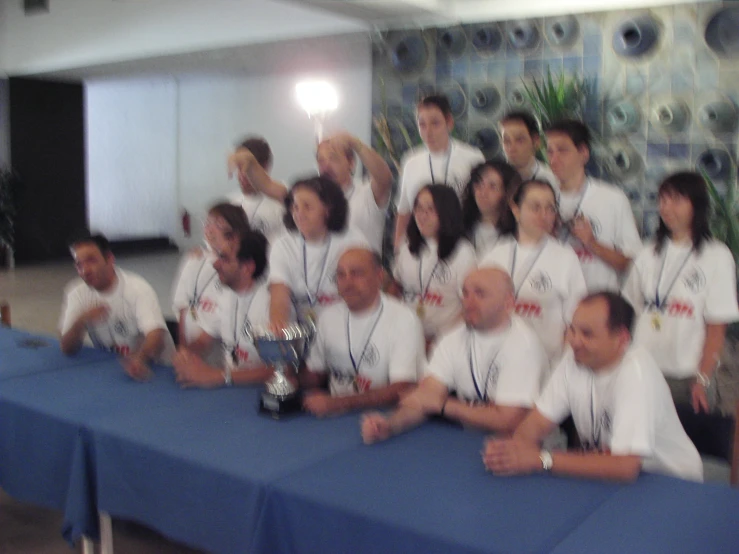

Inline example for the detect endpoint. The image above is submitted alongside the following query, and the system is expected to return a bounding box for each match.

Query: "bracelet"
[539,450,553,472]
[222,369,233,387]
[440,398,448,417]
[695,372,711,388]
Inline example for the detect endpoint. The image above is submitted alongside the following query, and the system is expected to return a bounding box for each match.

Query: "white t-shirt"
[557,178,642,292]
[393,238,477,339]
[171,250,225,342]
[306,294,423,396]
[268,229,369,322]
[622,239,739,379]
[537,346,703,481]
[480,237,587,368]
[59,268,175,364]
[471,221,501,258]
[229,191,285,243]
[198,281,273,372]
[427,316,548,405]
[523,160,559,188]
[345,178,388,254]
[396,139,485,214]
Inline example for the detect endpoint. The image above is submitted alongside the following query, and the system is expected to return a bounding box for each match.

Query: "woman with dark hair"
[480,180,586,366]
[268,175,368,327]
[623,171,739,412]
[462,159,519,257]
[171,202,249,356]
[392,184,477,348]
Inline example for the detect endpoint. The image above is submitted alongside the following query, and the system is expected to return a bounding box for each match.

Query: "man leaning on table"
[361,267,548,442]
[172,228,281,388]
[300,247,423,417]
[482,292,703,482]
[60,232,174,380]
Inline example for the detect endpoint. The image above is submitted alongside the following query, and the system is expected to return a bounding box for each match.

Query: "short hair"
[500,111,541,137]
[235,229,269,279]
[407,184,465,262]
[654,171,712,254]
[68,231,112,257]
[545,119,591,153]
[581,292,635,335]
[237,136,273,170]
[417,94,453,119]
[509,179,560,235]
[283,175,349,233]
[208,202,250,237]
[340,247,383,270]
[462,159,520,239]
[317,138,354,164]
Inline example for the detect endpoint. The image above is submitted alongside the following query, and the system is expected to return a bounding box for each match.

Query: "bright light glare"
[295,80,339,117]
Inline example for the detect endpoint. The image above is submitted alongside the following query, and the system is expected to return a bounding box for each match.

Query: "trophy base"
[258,391,303,419]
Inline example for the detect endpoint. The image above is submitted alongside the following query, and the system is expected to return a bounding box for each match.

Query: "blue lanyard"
[418,251,441,302]
[468,330,507,402]
[303,237,332,307]
[560,179,590,242]
[510,240,547,299]
[653,247,692,310]
[346,301,385,374]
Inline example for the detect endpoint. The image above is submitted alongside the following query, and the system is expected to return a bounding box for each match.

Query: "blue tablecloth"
[2,328,739,554]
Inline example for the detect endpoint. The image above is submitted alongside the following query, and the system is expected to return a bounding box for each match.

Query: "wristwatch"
[222,369,233,387]
[695,372,711,388]
[539,450,553,472]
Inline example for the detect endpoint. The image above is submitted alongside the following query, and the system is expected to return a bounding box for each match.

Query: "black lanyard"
[653,246,693,310]
[303,237,332,307]
[428,144,453,186]
[231,290,257,365]
[469,329,508,402]
[510,240,547,299]
[191,258,217,309]
[346,301,385,373]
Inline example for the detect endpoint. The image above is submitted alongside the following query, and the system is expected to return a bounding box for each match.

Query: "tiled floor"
[0,251,732,553]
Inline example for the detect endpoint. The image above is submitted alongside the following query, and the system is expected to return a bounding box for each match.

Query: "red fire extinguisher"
[182,209,191,237]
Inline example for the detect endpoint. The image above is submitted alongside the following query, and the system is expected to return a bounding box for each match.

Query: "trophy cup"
[248,321,315,419]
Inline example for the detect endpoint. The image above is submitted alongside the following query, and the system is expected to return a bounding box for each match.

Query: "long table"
[2,328,739,554]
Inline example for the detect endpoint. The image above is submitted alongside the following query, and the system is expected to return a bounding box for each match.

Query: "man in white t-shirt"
[227,136,286,242]
[301,248,422,417]
[227,133,393,252]
[500,111,558,187]
[172,229,277,388]
[545,120,642,292]
[59,233,174,380]
[393,95,485,250]
[361,267,547,443]
[483,292,703,482]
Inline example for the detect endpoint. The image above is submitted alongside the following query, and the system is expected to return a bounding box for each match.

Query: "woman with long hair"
[623,171,739,412]
[480,179,586,367]
[462,159,519,257]
[268,175,368,327]
[392,184,477,349]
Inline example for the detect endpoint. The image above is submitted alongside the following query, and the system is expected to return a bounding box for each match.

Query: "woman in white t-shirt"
[462,159,519,258]
[622,171,739,412]
[269,175,368,327]
[392,184,477,350]
[480,179,587,368]
[171,203,249,351]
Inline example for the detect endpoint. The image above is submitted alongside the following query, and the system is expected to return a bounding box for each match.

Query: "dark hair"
[545,119,591,153]
[462,159,520,239]
[407,184,465,261]
[237,136,273,170]
[581,291,635,335]
[235,229,269,279]
[417,94,453,119]
[654,171,712,254]
[283,175,349,233]
[500,111,541,137]
[68,232,112,257]
[510,179,561,238]
[208,202,250,238]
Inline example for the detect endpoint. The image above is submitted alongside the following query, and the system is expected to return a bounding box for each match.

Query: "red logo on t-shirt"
[573,246,594,262]
[421,291,443,306]
[198,297,217,313]
[514,301,542,318]
[355,374,372,393]
[112,344,130,356]
[666,299,694,318]
[317,293,340,306]
[234,347,250,363]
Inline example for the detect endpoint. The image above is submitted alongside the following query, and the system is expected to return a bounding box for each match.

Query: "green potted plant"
[0,167,17,269]
[520,66,592,131]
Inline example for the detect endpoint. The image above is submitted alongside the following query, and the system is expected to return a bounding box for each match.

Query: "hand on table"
[173,348,224,388]
[121,354,152,382]
[482,437,541,476]
[361,412,392,444]
[303,390,342,418]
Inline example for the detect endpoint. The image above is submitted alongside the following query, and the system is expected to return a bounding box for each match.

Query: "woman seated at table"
[622,171,739,413]
[480,179,586,368]
[462,159,519,258]
[268,175,368,328]
[391,184,477,352]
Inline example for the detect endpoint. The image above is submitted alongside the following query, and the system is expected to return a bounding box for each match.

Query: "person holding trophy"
[172,229,280,388]
[301,248,423,417]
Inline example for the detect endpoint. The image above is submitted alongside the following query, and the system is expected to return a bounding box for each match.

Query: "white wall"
[85,36,372,247]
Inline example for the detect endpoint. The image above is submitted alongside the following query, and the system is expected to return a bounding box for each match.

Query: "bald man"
[362,268,548,443]
[301,248,424,417]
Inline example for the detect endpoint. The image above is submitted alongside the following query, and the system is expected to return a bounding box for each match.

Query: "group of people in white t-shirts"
[59,94,738,486]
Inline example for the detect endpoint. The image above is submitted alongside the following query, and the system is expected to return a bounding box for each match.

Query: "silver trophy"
[247,321,315,418]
